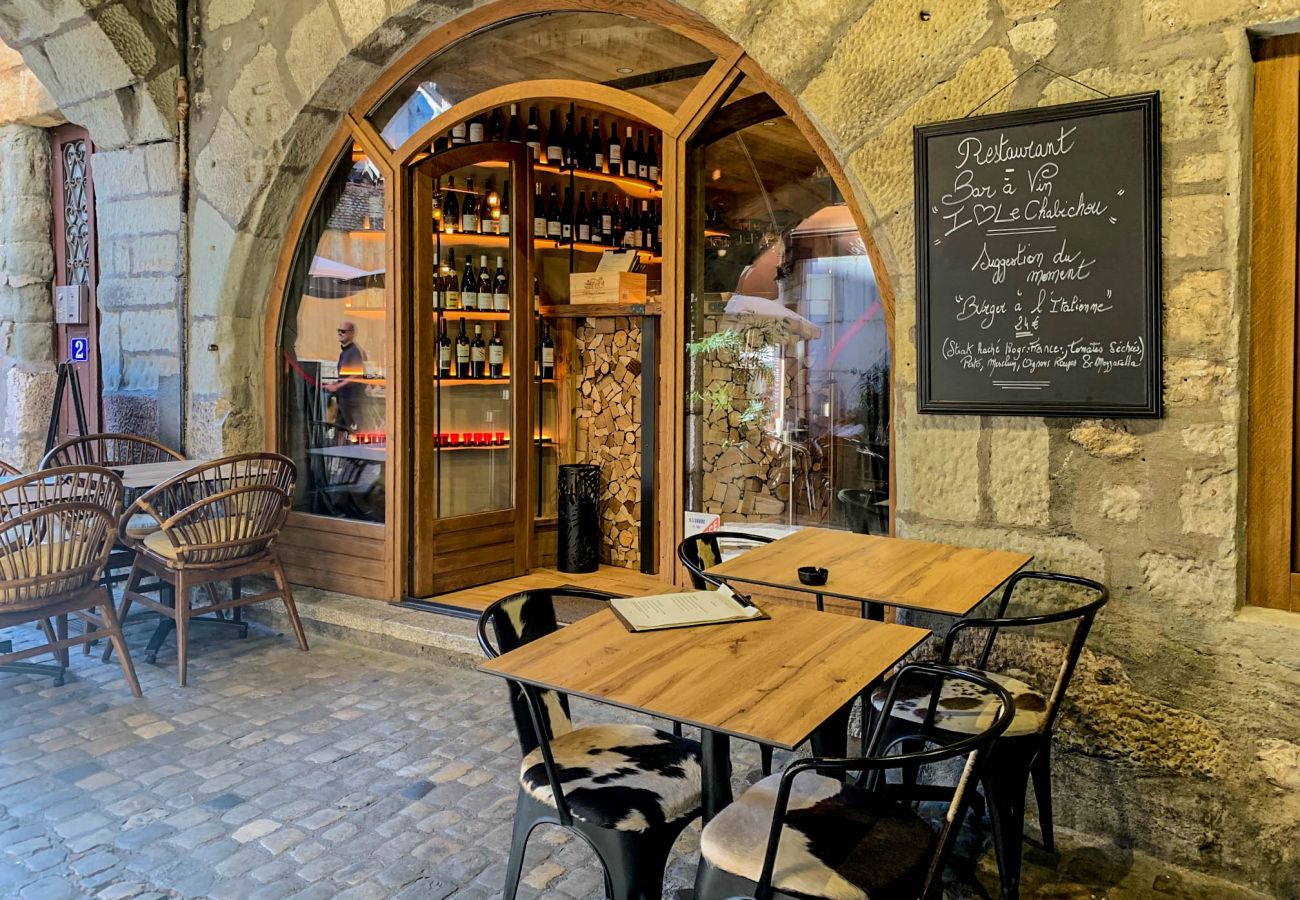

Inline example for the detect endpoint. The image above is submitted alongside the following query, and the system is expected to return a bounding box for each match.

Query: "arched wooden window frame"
[264,0,898,601]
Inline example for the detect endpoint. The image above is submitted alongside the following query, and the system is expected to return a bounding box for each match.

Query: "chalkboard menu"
[914,92,1161,417]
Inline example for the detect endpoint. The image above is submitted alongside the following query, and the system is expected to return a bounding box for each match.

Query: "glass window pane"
[370,12,714,148]
[281,144,388,522]
[685,109,890,536]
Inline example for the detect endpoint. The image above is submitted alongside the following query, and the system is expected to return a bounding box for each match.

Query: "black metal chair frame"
[478,587,701,900]
[880,571,1109,900]
[695,662,1015,900]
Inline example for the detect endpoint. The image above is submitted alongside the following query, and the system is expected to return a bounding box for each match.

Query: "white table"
[108,459,210,491]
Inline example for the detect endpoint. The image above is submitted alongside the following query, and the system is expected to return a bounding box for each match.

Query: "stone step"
[241,583,482,667]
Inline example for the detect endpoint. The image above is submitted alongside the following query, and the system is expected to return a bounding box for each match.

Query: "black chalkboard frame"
[913,92,1162,418]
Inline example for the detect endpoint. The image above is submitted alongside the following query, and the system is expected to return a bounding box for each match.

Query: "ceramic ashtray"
[798,566,828,586]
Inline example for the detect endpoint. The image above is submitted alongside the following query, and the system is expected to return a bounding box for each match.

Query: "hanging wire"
[965,61,1110,119]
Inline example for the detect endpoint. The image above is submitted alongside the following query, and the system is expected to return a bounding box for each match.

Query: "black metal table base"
[0,638,66,686]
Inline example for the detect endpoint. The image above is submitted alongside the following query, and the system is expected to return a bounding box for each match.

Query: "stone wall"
[0,125,56,469]
[0,1,183,447]
[0,0,1299,892]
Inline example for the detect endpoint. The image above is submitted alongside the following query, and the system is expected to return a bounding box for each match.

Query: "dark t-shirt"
[335,342,366,411]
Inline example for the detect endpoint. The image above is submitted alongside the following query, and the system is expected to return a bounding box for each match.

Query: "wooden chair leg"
[99,594,142,698]
[174,573,190,687]
[103,563,144,663]
[56,614,70,668]
[272,560,309,651]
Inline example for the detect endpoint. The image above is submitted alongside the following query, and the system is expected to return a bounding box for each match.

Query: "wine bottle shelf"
[434,377,556,386]
[432,231,660,260]
[435,308,511,320]
[533,163,661,199]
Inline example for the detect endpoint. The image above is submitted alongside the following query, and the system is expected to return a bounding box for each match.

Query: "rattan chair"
[107,453,307,686]
[0,467,140,695]
[40,432,183,470]
[0,458,20,477]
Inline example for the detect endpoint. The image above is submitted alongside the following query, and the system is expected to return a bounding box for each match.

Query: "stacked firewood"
[574,317,641,568]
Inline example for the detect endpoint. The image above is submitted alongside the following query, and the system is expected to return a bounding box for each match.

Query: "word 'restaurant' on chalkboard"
[914,92,1162,418]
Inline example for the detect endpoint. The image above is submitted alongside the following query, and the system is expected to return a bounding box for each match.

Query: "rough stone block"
[2,366,56,466]
[1008,18,1058,58]
[1164,269,1229,345]
[129,233,180,274]
[1172,151,1229,185]
[999,0,1061,17]
[1181,423,1232,458]
[141,141,179,193]
[97,194,181,239]
[898,414,981,522]
[96,3,158,76]
[286,3,347,101]
[745,0,871,88]
[119,307,178,352]
[61,94,131,150]
[900,521,1105,578]
[1164,357,1231,406]
[988,417,1051,526]
[1178,467,1234,537]
[0,240,54,285]
[1099,483,1142,523]
[226,45,291,144]
[1,320,54,363]
[1067,420,1142,460]
[96,275,181,311]
[1139,549,1235,616]
[90,147,150,199]
[204,0,255,31]
[335,0,389,45]
[0,281,52,322]
[1163,194,1228,260]
[194,110,260,225]
[802,0,994,152]
[42,24,135,101]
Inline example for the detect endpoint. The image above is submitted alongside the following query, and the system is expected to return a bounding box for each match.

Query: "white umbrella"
[723,293,822,341]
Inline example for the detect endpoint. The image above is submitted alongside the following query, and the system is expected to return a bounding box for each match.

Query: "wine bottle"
[600,192,613,243]
[468,116,484,143]
[477,255,492,310]
[607,120,621,176]
[461,255,478,310]
[578,115,590,170]
[654,200,663,253]
[546,109,563,165]
[591,119,605,173]
[493,256,510,311]
[443,251,460,310]
[506,103,523,143]
[611,196,625,247]
[460,177,478,233]
[576,191,591,243]
[525,106,541,159]
[533,182,546,238]
[470,324,487,378]
[643,200,655,250]
[498,179,511,236]
[534,276,541,310]
[443,176,459,233]
[487,106,504,142]
[488,322,505,378]
[647,136,660,183]
[438,318,452,377]
[622,197,636,248]
[636,130,648,180]
[451,121,467,145]
[431,135,448,154]
[546,186,562,239]
[432,176,443,231]
[455,319,471,378]
[540,319,555,379]
[560,187,573,243]
[562,109,576,170]
[623,126,636,180]
[479,180,494,235]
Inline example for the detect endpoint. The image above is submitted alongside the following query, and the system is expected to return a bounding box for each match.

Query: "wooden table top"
[705,527,1033,617]
[109,459,209,490]
[307,445,387,462]
[479,603,929,750]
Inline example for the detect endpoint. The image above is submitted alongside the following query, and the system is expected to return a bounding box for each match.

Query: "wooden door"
[408,142,536,597]
[1248,36,1300,612]
[49,124,101,442]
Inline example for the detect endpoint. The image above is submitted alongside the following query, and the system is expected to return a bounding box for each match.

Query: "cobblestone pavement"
[0,615,1270,900]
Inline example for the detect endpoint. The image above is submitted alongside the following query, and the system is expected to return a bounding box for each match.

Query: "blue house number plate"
[70,337,89,362]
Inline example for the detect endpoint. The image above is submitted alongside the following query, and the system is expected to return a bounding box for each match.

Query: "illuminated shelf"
[435,377,555,386]
[432,231,659,260]
[533,163,662,199]
[438,439,554,452]
[435,308,511,320]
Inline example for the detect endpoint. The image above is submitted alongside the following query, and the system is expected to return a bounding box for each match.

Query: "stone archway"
[0,0,184,444]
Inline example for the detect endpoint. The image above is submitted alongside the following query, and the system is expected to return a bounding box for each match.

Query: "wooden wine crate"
[568,271,647,305]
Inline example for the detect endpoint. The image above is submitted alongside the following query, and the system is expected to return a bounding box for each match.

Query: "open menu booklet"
[609,583,768,633]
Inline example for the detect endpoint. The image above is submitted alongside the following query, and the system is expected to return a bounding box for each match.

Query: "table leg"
[815,593,824,612]
[810,696,856,780]
[863,601,884,621]
[700,730,732,823]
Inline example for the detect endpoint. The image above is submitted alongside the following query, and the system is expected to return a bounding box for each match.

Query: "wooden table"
[109,458,210,491]
[479,602,929,820]
[705,527,1033,620]
[307,445,387,463]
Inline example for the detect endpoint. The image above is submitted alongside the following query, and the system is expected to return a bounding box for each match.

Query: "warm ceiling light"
[616,66,633,74]
[763,120,777,126]
[710,168,721,181]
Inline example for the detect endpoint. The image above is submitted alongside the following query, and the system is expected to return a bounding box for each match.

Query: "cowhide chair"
[678,530,778,775]
[478,587,703,900]
[869,572,1108,900]
[694,662,1014,900]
